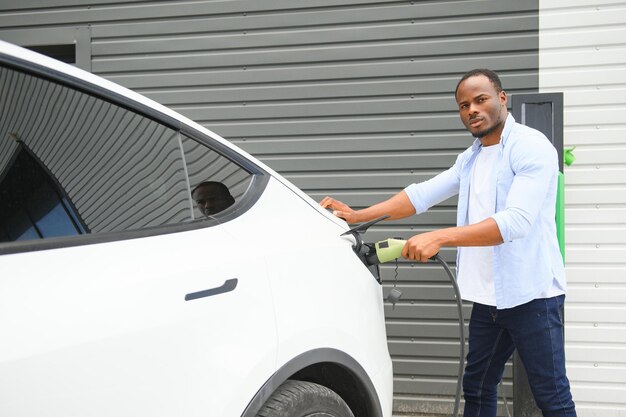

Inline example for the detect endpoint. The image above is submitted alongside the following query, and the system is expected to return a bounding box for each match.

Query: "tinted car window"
[0,65,253,242]
[182,135,252,219]
[0,147,86,240]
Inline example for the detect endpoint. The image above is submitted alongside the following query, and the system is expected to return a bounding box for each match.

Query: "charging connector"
[364,238,465,417]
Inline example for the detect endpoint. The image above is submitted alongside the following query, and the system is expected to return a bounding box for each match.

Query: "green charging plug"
[373,238,407,264]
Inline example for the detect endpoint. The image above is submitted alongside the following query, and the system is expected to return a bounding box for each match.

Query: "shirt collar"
[470,113,515,151]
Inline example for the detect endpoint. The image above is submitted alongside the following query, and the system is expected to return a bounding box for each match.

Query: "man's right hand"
[320,190,415,225]
[319,197,360,223]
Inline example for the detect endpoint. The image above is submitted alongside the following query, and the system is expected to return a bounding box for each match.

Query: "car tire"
[256,379,355,417]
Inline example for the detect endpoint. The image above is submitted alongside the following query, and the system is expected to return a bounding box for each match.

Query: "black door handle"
[185,278,238,301]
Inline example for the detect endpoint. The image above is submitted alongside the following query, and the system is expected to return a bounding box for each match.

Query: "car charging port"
[340,215,390,282]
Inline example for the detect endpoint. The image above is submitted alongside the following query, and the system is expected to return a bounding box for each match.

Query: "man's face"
[192,185,233,217]
[455,75,507,143]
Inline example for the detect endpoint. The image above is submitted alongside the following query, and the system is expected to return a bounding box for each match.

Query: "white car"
[0,41,393,417]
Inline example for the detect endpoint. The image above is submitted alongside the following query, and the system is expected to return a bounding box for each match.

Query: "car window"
[182,135,252,219]
[0,64,254,243]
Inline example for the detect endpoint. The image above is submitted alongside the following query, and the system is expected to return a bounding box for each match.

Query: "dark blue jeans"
[463,295,576,417]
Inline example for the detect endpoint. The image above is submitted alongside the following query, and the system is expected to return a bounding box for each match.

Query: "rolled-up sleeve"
[491,134,558,242]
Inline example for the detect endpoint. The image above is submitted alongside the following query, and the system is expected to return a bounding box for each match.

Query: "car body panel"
[0,220,278,416]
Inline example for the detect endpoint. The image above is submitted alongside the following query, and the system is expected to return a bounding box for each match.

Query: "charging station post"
[512,92,566,417]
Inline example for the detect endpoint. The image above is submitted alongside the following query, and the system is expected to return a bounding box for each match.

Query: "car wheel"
[256,379,355,417]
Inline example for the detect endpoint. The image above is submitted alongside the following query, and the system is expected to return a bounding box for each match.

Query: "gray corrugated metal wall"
[0,1,539,414]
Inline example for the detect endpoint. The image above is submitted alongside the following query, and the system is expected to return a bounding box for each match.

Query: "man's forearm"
[403,217,503,262]
[434,217,504,247]
[352,190,416,223]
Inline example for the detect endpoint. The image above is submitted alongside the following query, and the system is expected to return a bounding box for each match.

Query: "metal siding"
[0,1,539,415]
[539,1,626,416]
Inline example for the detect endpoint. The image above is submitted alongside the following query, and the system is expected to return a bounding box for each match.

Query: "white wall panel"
[540,1,626,415]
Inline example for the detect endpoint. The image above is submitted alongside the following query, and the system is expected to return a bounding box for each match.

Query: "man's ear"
[499,90,507,107]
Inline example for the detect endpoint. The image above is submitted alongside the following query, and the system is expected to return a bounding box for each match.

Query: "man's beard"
[471,116,504,139]
[474,123,499,138]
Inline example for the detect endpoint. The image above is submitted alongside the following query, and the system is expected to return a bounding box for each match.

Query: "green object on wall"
[564,146,576,167]
[556,171,565,262]
[557,146,576,263]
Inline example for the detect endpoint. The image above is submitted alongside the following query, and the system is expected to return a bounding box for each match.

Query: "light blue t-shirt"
[404,114,566,309]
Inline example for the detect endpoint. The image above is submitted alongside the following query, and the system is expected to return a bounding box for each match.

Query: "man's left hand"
[402,231,443,263]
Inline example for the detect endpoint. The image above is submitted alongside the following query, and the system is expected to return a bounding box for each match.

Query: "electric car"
[0,41,393,417]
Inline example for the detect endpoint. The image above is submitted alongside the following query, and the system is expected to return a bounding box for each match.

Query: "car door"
[0,225,277,417]
[0,59,277,417]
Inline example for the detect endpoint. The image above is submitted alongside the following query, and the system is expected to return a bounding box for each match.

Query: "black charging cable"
[386,254,464,416]
[431,254,464,417]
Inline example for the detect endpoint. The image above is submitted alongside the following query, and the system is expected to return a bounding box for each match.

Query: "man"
[321,69,576,417]
[192,181,235,217]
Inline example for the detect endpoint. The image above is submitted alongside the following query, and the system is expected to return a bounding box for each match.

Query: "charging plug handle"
[364,238,406,266]
[375,238,406,264]
[365,238,444,266]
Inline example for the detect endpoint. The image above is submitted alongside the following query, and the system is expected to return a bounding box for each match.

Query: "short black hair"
[191,181,232,197]
[455,68,503,98]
